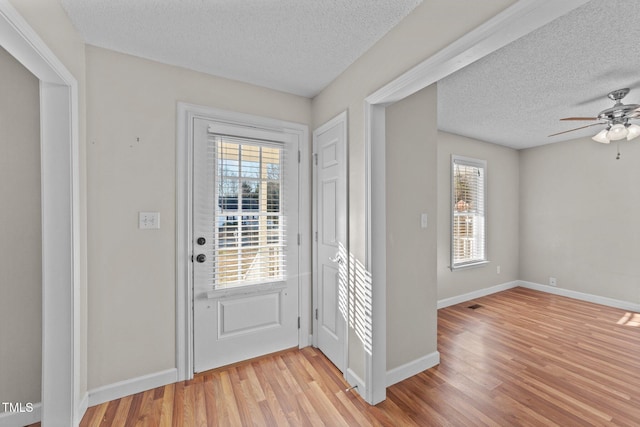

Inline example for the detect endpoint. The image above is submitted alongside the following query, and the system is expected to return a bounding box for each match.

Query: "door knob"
[196,254,206,263]
[329,254,344,265]
[197,237,206,245]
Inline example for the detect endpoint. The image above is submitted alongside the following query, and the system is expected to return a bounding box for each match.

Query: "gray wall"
[312,0,516,382]
[0,46,41,408]
[437,132,520,300]
[385,84,438,370]
[519,138,640,303]
[86,46,311,389]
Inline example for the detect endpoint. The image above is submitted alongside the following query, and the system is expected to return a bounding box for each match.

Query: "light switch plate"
[421,213,428,229]
[139,212,160,229]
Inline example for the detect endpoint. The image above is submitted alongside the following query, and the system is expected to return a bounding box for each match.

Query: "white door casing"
[0,3,81,426]
[176,104,311,381]
[362,0,592,406]
[313,111,348,373]
[192,117,301,372]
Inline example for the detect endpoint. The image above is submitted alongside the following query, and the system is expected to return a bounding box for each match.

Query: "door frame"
[0,2,81,425]
[176,103,311,380]
[312,111,349,372]
[362,0,591,405]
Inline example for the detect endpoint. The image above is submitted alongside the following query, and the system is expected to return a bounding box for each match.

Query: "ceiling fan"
[549,88,640,144]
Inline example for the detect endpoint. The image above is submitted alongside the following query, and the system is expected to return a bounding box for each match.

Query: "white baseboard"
[437,281,519,309]
[518,281,640,312]
[386,351,440,387]
[88,368,178,407]
[0,402,41,427]
[77,392,89,425]
[345,368,366,399]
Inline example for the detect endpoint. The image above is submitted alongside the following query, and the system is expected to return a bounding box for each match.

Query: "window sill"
[450,260,490,271]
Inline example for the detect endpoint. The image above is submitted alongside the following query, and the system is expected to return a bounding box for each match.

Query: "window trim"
[450,155,488,271]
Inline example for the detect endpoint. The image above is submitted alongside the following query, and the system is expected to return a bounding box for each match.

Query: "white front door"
[313,112,348,372]
[192,117,300,372]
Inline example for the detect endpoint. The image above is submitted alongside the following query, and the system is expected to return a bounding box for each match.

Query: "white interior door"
[192,117,299,372]
[313,112,348,372]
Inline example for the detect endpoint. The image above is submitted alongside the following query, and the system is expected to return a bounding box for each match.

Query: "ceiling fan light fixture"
[592,128,610,144]
[560,89,640,150]
[626,124,640,141]
[607,123,628,141]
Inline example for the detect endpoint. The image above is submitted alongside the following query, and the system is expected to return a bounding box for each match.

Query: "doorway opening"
[0,3,81,425]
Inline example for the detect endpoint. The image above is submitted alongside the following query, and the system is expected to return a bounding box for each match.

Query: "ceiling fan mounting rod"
[608,88,630,102]
[596,88,640,122]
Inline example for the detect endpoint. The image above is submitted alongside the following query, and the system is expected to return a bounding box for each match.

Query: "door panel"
[192,118,299,372]
[322,180,337,243]
[313,113,348,372]
[321,264,339,336]
[218,292,281,337]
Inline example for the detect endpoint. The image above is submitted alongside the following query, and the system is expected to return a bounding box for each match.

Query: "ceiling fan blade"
[559,117,598,121]
[548,123,604,137]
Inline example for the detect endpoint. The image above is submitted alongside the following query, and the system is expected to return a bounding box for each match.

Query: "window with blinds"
[451,155,487,269]
[214,137,285,288]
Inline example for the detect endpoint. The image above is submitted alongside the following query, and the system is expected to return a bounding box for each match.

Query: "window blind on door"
[451,156,486,269]
[213,135,286,288]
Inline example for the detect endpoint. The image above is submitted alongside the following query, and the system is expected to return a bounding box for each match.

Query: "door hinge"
[313,152,318,165]
[314,231,318,242]
[298,150,301,163]
[297,233,301,245]
[298,316,301,329]
[315,308,318,320]
[191,255,194,262]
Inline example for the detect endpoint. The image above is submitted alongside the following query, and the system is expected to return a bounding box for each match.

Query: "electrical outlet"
[139,212,160,229]
[549,277,557,287]
[497,265,501,274]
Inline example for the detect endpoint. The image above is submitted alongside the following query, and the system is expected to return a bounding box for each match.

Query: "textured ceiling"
[61,0,422,97]
[438,0,640,150]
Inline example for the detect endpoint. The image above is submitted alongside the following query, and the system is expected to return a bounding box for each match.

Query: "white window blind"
[214,136,286,288]
[451,156,486,269]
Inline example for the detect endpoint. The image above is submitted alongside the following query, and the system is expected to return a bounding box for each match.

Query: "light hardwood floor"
[33,287,640,426]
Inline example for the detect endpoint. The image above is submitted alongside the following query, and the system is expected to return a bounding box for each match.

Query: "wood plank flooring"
[35,287,640,426]
[394,287,640,426]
